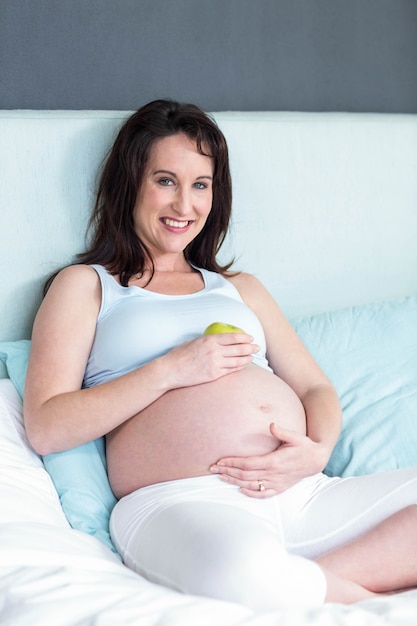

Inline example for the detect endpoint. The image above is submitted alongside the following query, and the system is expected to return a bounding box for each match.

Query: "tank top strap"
[90,264,127,322]
[197,267,242,300]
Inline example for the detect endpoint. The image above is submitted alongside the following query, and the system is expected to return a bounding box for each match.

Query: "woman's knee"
[194,523,325,610]
[125,501,326,610]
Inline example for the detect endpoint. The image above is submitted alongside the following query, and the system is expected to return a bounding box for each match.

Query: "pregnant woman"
[24,99,417,611]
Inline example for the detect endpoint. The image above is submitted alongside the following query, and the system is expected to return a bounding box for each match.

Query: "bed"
[1,109,417,624]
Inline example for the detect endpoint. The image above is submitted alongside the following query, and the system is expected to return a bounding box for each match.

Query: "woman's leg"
[279,467,417,598]
[317,505,417,595]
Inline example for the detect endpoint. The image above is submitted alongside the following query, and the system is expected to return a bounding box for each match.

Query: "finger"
[221,354,257,370]
[269,422,305,445]
[210,462,266,477]
[217,473,272,496]
[213,332,255,344]
[210,466,264,482]
[223,344,260,359]
[216,473,268,490]
[216,471,293,496]
[238,486,277,499]
[210,451,273,472]
[209,335,260,357]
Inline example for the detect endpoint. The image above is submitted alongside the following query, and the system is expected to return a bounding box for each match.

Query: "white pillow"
[0,378,69,527]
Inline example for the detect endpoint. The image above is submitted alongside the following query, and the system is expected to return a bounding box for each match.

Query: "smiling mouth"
[161,218,192,228]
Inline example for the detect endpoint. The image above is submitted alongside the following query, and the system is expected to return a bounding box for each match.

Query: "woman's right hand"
[164,333,259,388]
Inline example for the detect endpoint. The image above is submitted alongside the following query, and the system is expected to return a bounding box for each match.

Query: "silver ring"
[257,480,265,492]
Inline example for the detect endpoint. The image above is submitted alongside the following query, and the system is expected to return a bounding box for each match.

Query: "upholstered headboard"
[1,110,417,379]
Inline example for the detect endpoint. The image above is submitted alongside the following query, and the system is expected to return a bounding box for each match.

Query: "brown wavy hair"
[67,99,233,289]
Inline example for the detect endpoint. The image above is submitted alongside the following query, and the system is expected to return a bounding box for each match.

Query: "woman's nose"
[174,188,192,215]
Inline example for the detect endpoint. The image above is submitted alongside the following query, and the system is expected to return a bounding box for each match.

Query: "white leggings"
[110,468,417,611]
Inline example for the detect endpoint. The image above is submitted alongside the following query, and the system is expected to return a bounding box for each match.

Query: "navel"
[258,403,272,413]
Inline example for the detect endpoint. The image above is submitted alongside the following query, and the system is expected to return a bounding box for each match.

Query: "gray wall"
[1,0,417,112]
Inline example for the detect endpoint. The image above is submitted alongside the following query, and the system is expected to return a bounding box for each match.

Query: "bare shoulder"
[46,264,100,301]
[50,264,100,289]
[39,264,102,325]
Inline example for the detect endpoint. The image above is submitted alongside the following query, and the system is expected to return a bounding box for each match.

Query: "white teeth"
[163,218,189,228]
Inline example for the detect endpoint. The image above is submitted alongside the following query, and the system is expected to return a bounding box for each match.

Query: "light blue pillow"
[44,440,117,554]
[0,339,31,398]
[0,340,118,554]
[292,296,417,477]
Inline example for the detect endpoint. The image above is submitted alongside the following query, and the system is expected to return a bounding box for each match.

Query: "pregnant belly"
[106,364,306,498]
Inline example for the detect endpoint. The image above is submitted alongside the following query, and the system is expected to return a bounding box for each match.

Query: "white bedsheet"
[1,522,417,625]
[0,523,250,626]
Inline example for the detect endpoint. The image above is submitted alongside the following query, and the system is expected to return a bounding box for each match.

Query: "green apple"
[203,322,245,335]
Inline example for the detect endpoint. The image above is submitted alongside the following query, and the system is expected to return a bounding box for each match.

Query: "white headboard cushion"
[1,110,417,351]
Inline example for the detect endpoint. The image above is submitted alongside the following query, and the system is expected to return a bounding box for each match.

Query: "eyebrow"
[153,169,213,180]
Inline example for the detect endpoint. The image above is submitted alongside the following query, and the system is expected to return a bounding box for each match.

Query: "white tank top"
[83,264,271,388]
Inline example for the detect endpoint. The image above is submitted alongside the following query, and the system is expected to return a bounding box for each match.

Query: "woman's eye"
[158,178,173,186]
[194,182,208,190]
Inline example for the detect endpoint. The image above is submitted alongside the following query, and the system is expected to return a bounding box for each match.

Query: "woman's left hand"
[209,422,330,498]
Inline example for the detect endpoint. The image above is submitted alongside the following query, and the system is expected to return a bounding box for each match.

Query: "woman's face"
[133,133,214,261]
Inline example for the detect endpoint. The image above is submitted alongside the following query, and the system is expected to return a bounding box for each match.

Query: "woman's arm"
[24,265,257,456]
[210,272,342,496]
